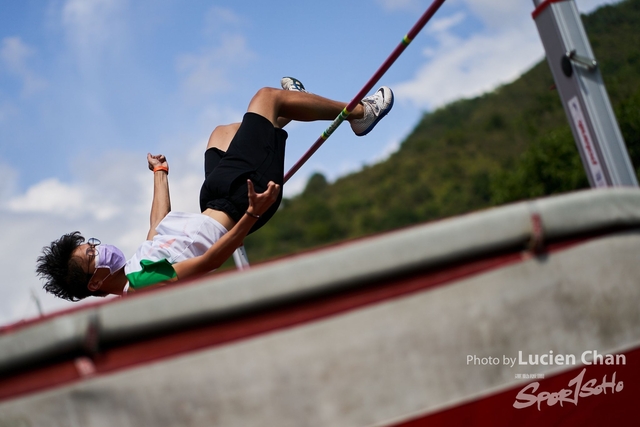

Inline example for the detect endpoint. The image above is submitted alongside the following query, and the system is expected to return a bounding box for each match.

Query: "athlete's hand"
[247,180,280,217]
[147,153,169,172]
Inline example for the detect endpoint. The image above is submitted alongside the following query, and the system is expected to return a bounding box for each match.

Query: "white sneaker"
[281,76,308,93]
[350,86,394,136]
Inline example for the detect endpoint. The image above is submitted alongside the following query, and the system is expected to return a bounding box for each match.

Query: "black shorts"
[199,112,287,234]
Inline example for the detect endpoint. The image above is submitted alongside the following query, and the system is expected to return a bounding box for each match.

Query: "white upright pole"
[232,246,250,270]
[532,0,638,187]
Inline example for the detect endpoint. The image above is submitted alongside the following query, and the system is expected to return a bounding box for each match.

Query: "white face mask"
[95,244,126,274]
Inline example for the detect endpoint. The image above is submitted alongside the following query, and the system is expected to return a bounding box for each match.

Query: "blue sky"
[0,0,621,324]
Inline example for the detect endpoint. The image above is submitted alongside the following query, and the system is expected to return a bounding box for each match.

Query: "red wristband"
[153,165,169,174]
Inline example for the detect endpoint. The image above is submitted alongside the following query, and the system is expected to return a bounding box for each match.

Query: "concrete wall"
[1,229,639,426]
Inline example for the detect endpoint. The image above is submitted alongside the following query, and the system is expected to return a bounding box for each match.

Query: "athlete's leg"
[208,81,392,152]
[246,88,365,128]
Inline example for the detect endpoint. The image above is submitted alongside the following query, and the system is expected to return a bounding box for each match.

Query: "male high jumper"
[37,78,394,301]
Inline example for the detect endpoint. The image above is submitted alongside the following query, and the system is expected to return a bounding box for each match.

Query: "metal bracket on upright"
[532,0,638,188]
[561,49,597,76]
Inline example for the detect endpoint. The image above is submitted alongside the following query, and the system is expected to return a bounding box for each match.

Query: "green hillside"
[244,0,640,262]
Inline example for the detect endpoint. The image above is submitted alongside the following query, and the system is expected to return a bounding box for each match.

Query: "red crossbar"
[284,0,448,183]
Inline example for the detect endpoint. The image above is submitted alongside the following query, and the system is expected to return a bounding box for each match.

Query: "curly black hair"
[36,231,101,302]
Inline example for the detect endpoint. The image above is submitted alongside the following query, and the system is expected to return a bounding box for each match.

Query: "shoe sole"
[356,87,394,136]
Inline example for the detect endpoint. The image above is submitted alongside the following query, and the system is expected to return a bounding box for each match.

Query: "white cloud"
[462,0,530,30]
[5,149,153,221]
[283,174,307,198]
[576,0,623,14]
[428,11,466,34]
[205,6,242,29]
[0,37,48,96]
[376,0,423,12]
[177,34,256,104]
[61,0,129,70]
[368,136,402,165]
[393,0,623,110]
[195,105,245,139]
[0,161,18,202]
[175,4,256,105]
[62,0,127,46]
[392,0,552,111]
[6,177,127,221]
[7,178,86,217]
[462,0,623,30]
[395,25,543,110]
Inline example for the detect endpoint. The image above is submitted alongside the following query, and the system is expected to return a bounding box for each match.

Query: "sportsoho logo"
[512,350,626,411]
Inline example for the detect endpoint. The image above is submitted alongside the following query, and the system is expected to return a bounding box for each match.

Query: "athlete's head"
[36,232,125,301]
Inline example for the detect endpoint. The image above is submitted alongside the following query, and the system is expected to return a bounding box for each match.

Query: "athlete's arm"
[172,180,280,280]
[146,153,171,240]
